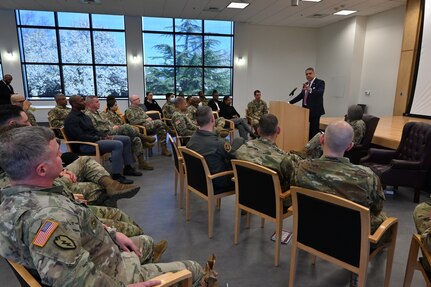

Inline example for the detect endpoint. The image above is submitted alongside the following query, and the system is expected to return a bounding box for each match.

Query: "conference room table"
[319,116,431,150]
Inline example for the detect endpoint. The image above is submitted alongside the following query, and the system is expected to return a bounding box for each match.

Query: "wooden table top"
[319,116,431,150]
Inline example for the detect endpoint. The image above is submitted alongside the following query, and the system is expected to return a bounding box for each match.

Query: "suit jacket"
[290,78,325,117]
[0,80,14,105]
[208,99,222,112]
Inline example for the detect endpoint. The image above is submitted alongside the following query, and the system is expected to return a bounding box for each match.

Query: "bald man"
[282,121,387,234]
[0,74,14,105]
[10,94,37,126]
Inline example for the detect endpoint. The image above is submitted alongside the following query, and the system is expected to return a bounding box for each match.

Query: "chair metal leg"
[403,235,420,287]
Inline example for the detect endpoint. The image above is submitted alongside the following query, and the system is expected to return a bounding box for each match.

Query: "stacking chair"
[179,147,235,238]
[403,234,431,286]
[60,127,108,164]
[231,160,293,266]
[288,186,398,287]
[212,111,235,143]
[168,134,185,208]
[171,125,192,146]
[6,259,43,287]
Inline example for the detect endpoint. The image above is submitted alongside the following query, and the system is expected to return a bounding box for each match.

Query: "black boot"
[123,165,143,176]
[112,173,134,184]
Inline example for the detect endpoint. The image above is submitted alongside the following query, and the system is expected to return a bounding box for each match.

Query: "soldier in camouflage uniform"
[198,90,208,106]
[10,94,38,126]
[48,93,71,129]
[281,121,387,234]
[85,96,154,170]
[0,126,203,286]
[161,92,175,122]
[414,202,431,271]
[172,97,198,139]
[125,95,172,156]
[246,90,268,130]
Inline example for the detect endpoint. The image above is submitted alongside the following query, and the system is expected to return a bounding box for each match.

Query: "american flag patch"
[32,220,59,247]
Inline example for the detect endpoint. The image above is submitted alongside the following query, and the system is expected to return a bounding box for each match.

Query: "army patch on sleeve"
[224,142,232,152]
[32,220,59,247]
[54,235,77,250]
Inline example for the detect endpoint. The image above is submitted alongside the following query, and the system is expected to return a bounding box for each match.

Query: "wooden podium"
[269,101,309,151]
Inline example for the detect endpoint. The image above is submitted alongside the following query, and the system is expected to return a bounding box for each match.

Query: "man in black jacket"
[208,90,222,114]
[64,95,142,184]
[289,67,325,140]
[0,74,14,105]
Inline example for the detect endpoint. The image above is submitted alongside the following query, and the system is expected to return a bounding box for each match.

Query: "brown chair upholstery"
[231,160,292,266]
[360,122,431,202]
[403,234,431,286]
[288,186,398,287]
[344,114,380,164]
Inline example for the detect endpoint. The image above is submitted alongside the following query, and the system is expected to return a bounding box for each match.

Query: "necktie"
[304,81,311,106]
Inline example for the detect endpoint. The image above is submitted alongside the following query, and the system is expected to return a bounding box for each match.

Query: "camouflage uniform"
[172,110,198,137]
[199,97,209,106]
[0,185,203,286]
[414,202,431,254]
[27,110,38,126]
[162,101,175,120]
[348,119,366,145]
[48,105,71,128]
[283,155,387,233]
[186,105,226,135]
[125,106,169,145]
[85,110,144,159]
[186,105,198,123]
[246,99,268,129]
[104,110,124,126]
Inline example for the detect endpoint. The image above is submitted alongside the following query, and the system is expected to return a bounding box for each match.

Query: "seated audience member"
[197,90,208,106]
[125,95,172,156]
[187,106,244,190]
[208,90,222,113]
[220,96,254,140]
[186,96,201,123]
[414,203,431,271]
[235,114,301,192]
[161,92,175,121]
[246,90,268,131]
[144,91,162,113]
[171,97,198,139]
[283,121,387,234]
[48,93,70,129]
[302,104,367,159]
[104,95,124,116]
[10,94,37,126]
[64,95,142,184]
[0,126,203,286]
[85,95,154,170]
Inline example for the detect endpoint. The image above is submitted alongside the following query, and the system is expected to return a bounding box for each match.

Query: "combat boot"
[153,240,168,263]
[138,155,154,170]
[99,176,140,200]
[161,144,171,156]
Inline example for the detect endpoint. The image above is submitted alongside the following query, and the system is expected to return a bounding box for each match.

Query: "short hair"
[54,93,65,101]
[165,92,174,100]
[85,95,98,104]
[196,106,212,126]
[258,114,278,136]
[0,126,55,180]
[212,90,218,95]
[69,95,80,106]
[223,96,230,103]
[347,105,364,121]
[0,105,25,126]
[174,96,185,108]
[324,121,354,153]
[306,67,315,72]
[254,90,261,96]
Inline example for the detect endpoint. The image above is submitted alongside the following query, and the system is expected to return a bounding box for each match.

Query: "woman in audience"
[104,95,124,116]
[144,91,162,113]
[220,95,255,140]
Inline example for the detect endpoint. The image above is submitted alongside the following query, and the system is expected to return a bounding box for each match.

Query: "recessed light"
[302,0,322,2]
[334,10,357,16]
[227,2,250,9]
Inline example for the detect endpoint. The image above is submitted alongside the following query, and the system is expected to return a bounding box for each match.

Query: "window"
[16,10,128,99]
[143,17,233,99]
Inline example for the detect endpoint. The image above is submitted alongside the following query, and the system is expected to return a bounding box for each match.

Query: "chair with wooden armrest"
[403,233,431,286]
[60,127,107,164]
[288,186,398,287]
[212,111,235,143]
[151,269,192,287]
[179,147,235,238]
[6,259,44,287]
[168,134,185,209]
[231,160,293,266]
[171,126,192,147]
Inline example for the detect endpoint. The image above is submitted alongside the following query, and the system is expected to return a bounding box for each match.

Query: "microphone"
[288,87,297,97]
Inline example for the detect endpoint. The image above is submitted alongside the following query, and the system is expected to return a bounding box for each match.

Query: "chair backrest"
[147,111,162,120]
[60,127,80,154]
[212,111,219,119]
[179,147,210,196]
[231,160,280,218]
[360,114,380,148]
[6,259,44,287]
[290,186,370,269]
[168,134,181,172]
[396,122,431,166]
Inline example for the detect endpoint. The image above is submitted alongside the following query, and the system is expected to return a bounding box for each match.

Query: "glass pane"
[59,30,92,64]
[63,65,95,96]
[58,12,89,28]
[92,14,124,29]
[143,33,174,65]
[94,31,126,64]
[142,17,173,32]
[145,67,174,95]
[204,68,232,96]
[204,36,232,66]
[25,65,61,98]
[204,20,233,34]
[175,34,202,66]
[96,66,128,97]
[18,10,55,26]
[175,19,202,33]
[21,28,58,63]
[176,67,202,95]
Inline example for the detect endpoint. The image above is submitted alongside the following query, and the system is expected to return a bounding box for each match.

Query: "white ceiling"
[0,0,406,28]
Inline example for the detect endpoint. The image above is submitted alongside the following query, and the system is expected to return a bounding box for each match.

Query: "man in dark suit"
[208,90,222,114]
[289,67,325,140]
[0,74,14,105]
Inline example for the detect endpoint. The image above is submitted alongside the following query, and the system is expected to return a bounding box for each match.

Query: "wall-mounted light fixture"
[236,56,246,66]
[130,54,140,64]
[5,50,15,61]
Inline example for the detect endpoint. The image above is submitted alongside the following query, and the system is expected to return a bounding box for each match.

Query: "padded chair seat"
[364,163,391,177]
